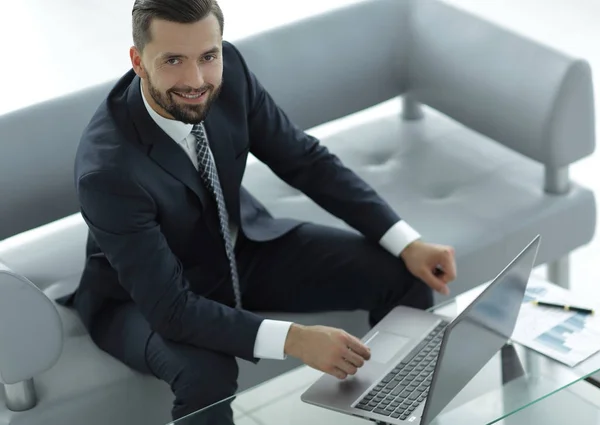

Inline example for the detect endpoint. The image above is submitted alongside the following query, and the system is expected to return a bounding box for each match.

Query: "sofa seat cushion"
[0,302,173,425]
[40,273,371,393]
[0,273,173,425]
[241,100,596,297]
[43,275,87,337]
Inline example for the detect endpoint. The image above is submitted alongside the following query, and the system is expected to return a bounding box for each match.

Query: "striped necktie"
[191,122,242,309]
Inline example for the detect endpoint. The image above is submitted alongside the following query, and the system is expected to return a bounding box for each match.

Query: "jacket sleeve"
[77,169,263,362]
[230,45,402,243]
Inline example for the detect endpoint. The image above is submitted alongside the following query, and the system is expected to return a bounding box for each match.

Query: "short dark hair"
[132,0,224,52]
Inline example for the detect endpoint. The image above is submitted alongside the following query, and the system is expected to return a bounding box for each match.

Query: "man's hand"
[400,240,457,296]
[284,324,371,380]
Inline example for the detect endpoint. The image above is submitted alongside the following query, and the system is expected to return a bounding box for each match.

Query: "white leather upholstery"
[0,0,595,424]
[0,248,173,425]
[0,265,62,385]
[243,101,596,296]
[408,0,595,167]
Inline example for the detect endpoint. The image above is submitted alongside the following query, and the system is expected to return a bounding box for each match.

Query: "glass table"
[167,277,600,425]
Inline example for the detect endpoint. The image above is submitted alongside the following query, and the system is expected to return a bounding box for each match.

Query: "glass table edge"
[168,282,600,424]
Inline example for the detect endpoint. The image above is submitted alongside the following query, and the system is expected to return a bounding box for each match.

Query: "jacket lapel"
[126,75,210,209]
[148,139,210,208]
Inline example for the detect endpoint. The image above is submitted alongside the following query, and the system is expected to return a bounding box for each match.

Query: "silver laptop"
[301,235,540,424]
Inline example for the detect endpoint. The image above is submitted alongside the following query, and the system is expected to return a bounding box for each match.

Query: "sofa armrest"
[408,0,595,168]
[0,263,63,385]
[0,213,87,290]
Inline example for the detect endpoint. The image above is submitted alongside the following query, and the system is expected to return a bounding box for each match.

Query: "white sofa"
[0,0,595,424]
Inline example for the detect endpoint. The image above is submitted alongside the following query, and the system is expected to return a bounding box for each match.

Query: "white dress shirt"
[140,81,421,360]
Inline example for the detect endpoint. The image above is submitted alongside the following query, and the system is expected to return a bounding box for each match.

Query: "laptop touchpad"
[365,331,410,364]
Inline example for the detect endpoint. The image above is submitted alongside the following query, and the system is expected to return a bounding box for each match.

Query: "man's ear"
[130,46,148,79]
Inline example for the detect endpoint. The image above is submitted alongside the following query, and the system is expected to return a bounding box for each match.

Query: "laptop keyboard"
[354,321,448,421]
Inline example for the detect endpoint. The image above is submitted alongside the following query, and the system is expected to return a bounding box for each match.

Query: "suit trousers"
[89,223,433,424]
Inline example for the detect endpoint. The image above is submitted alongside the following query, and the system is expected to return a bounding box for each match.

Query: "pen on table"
[531,300,594,315]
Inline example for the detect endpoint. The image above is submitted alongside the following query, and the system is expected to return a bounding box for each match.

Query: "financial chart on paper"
[512,281,600,366]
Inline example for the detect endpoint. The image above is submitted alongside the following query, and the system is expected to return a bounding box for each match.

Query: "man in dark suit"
[65,0,457,423]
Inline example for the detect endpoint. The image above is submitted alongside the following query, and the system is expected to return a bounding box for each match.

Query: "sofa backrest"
[235,0,410,131]
[408,0,595,167]
[4,0,593,241]
[0,0,410,241]
[0,80,115,240]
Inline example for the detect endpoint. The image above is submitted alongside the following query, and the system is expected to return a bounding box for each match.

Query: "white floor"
[3,0,600,423]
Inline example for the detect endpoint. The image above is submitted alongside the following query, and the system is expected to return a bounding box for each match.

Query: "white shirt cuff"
[379,220,421,257]
[253,319,293,360]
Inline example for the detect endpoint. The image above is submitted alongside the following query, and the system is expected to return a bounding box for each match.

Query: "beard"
[146,73,222,125]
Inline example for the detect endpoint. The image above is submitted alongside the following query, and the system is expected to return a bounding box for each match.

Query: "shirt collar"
[140,79,193,143]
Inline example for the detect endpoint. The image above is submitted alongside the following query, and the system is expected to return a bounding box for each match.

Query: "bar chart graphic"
[511,279,600,366]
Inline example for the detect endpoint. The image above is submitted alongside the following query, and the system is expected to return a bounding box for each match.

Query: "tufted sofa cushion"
[242,100,596,298]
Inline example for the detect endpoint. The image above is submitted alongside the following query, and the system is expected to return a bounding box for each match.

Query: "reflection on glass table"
[166,277,600,425]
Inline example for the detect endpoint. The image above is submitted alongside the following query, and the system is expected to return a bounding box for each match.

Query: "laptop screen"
[422,236,540,423]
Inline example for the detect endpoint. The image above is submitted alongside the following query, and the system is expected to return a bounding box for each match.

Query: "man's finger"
[333,367,348,380]
[345,335,371,360]
[336,358,358,376]
[435,265,455,284]
[437,248,457,282]
[423,269,450,295]
[439,258,457,283]
[343,348,366,368]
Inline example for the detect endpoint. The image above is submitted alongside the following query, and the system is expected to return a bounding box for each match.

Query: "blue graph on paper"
[522,286,547,304]
[511,279,600,366]
[534,313,589,354]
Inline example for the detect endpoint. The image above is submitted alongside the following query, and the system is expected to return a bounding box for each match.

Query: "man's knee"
[394,260,434,310]
[412,279,434,310]
[375,253,434,310]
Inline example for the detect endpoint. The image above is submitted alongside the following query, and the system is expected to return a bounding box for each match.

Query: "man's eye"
[166,58,180,65]
[203,55,216,62]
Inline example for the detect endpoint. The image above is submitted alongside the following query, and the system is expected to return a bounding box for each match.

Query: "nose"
[182,62,204,90]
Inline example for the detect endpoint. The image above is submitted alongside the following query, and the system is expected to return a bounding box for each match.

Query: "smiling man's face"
[130,13,223,124]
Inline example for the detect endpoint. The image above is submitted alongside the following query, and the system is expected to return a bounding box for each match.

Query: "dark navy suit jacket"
[65,40,401,362]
